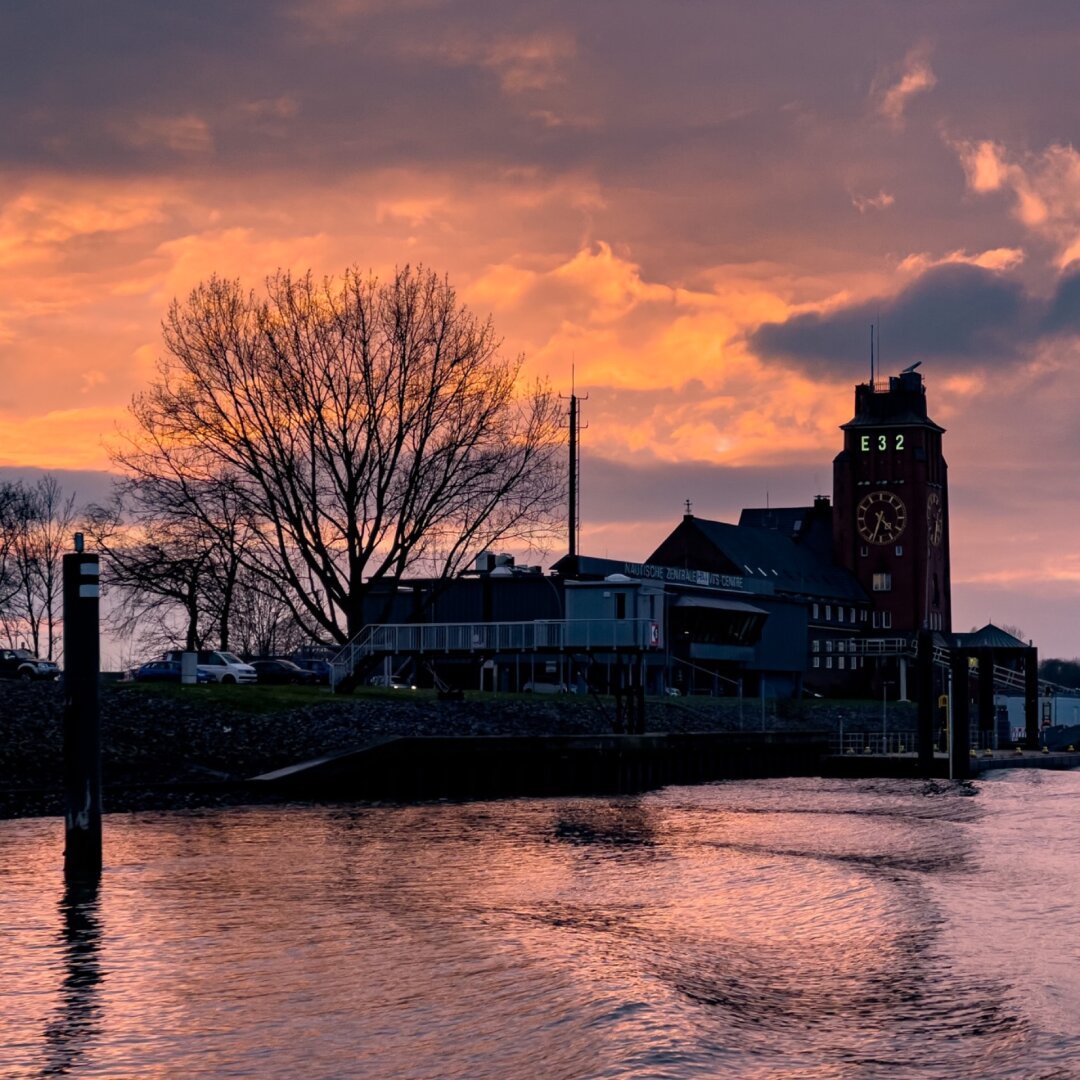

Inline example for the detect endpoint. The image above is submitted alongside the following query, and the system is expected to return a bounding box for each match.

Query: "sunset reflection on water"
[2,773,1079,1078]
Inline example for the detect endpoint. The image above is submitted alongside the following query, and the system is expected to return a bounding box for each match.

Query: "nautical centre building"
[341,367,960,701]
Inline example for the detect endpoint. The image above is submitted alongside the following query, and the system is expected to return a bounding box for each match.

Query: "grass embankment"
[1,679,918,819]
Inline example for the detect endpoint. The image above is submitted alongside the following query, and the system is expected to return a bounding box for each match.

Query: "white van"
[165,650,258,685]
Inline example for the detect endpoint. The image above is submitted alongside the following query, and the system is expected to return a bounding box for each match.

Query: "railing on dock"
[330,618,661,688]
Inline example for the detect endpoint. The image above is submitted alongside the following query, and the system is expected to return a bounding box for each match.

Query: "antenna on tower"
[561,365,588,559]
[869,323,875,387]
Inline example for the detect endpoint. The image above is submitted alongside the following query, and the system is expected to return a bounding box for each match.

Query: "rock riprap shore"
[0,680,914,818]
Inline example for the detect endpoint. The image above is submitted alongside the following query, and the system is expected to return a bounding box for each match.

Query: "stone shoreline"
[0,681,915,819]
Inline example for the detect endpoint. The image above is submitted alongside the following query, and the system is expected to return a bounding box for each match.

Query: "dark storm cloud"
[0,467,116,510]
[1042,268,1080,335]
[751,264,1046,373]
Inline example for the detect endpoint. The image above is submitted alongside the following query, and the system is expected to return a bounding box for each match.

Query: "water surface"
[3,770,1079,1078]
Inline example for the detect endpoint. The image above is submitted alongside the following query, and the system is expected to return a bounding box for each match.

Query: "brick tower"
[833,368,951,635]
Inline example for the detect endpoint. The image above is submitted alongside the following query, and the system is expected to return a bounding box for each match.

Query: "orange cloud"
[953,137,1080,264]
[877,43,937,127]
[897,247,1025,275]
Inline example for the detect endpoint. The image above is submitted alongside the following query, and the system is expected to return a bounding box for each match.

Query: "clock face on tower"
[856,490,907,544]
[927,491,943,546]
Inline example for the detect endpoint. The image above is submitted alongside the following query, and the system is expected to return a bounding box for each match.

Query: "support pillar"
[62,547,102,881]
[916,631,935,776]
[1024,646,1039,750]
[977,648,995,748]
[949,650,971,780]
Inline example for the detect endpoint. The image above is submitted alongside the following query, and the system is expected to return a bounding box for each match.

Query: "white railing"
[330,618,661,688]
[832,731,918,755]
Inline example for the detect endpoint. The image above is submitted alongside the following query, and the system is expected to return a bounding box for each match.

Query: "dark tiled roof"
[688,518,866,603]
[953,624,1031,649]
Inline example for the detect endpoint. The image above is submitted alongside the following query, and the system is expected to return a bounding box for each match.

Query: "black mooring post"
[62,544,102,881]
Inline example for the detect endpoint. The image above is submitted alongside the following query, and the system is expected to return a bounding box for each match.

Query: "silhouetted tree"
[1039,658,1080,689]
[111,266,564,644]
[0,476,78,657]
[86,474,248,652]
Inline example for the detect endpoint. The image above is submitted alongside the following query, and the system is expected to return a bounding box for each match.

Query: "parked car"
[163,650,258,684]
[291,657,332,685]
[369,675,417,690]
[522,681,567,694]
[250,658,320,686]
[0,648,60,681]
[134,660,211,684]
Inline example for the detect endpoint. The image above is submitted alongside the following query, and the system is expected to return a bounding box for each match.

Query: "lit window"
[826,657,833,669]
[812,603,820,619]
[813,657,820,668]
[837,608,845,623]
[825,605,832,620]
[825,640,832,652]
[850,608,856,623]
[838,657,845,669]
[836,640,845,652]
[812,640,820,652]
[872,573,892,592]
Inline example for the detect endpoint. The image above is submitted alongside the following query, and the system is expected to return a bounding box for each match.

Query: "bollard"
[62,545,102,881]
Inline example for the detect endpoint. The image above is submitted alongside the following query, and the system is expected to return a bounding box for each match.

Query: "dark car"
[289,657,332,685]
[0,648,60,681]
[134,659,211,684]
[250,658,321,686]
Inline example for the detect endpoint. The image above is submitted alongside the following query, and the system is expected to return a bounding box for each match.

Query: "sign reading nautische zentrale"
[622,562,744,590]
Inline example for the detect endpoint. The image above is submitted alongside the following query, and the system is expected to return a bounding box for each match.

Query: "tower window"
[872,573,892,592]
[860,545,869,558]
[895,545,903,556]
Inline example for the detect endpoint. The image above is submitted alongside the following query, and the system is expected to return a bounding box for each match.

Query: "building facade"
[832,368,952,635]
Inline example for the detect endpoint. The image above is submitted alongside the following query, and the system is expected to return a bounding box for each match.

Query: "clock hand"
[871,510,885,542]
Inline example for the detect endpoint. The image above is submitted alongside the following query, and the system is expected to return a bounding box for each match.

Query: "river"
[3,769,1079,1078]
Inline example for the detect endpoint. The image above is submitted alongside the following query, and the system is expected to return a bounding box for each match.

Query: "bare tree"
[0,483,35,635]
[228,566,307,658]
[111,266,564,644]
[85,478,236,652]
[0,476,78,657]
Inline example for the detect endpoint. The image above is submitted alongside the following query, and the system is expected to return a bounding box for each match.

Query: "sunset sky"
[5,1,1080,656]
